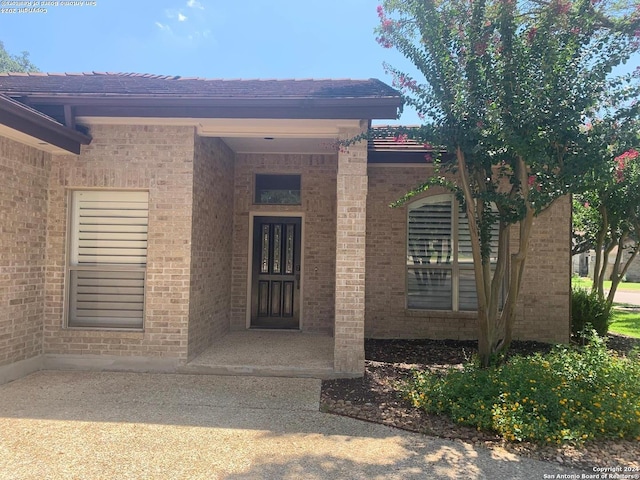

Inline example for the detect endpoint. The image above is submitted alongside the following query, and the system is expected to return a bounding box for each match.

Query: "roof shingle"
[0,72,400,99]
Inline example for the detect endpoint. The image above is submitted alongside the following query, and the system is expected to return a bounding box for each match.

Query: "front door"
[251,216,301,329]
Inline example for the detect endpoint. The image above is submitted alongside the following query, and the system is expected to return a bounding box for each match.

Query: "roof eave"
[0,95,92,154]
[18,95,402,120]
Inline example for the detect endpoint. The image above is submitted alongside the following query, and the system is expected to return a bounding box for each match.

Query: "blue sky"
[1,1,637,126]
[0,0,420,123]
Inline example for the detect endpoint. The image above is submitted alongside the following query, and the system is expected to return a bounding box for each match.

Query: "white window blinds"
[67,191,148,329]
[407,194,502,311]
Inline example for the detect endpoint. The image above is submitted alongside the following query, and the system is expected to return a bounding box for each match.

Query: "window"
[254,174,301,205]
[407,194,500,311]
[67,191,148,329]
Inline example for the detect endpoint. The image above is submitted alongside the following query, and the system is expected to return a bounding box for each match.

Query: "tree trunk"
[456,148,493,366]
[461,153,535,367]
[606,233,639,309]
[606,234,626,308]
[591,206,608,298]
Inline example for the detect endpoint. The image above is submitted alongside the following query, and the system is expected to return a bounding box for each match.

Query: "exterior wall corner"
[334,125,368,374]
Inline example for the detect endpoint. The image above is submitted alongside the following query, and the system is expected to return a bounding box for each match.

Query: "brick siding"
[43,125,196,360]
[334,125,368,373]
[2,123,572,377]
[187,136,235,360]
[230,153,337,333]
[0,136,50,367]
[366,164,570,343]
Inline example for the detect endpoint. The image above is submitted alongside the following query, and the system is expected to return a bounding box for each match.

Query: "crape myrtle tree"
[573,110,640,309]
[361,0,640,366]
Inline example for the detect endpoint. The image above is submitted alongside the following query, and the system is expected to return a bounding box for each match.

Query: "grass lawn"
[571,277,640,292]
[572,277,593,289]
[610,309,640,338]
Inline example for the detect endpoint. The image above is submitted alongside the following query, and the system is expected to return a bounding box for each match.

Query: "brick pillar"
[334,123,368,375]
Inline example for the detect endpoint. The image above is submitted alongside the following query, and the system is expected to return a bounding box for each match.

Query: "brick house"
[0,73,571,383]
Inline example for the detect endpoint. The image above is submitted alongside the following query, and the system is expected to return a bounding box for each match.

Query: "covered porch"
[182,331,338,379]
[188,119,372,376]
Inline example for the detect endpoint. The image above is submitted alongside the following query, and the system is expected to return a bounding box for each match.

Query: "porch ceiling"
[202,118,358,154]
[220,137,337,154]
[77,117,361,154]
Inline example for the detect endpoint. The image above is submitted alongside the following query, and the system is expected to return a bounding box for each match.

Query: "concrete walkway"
[0,371,586,480]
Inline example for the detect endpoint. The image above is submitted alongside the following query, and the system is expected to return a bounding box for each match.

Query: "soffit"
[0,123,72,154]
[76,117,360,154]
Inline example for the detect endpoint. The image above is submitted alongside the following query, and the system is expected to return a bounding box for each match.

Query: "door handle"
[295,273,300,290]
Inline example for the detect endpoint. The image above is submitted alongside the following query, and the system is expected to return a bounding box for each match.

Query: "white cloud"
[155,22,172,33]
[187,0,204,10]
[154,2,213,46]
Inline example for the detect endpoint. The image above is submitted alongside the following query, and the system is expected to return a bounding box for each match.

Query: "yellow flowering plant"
[404,331,640,445]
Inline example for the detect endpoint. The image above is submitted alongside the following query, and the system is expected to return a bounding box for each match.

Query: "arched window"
[407,194,500,311]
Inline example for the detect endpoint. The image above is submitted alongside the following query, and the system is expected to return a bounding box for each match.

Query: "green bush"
[404,332,640,445]
[571,287,611,337]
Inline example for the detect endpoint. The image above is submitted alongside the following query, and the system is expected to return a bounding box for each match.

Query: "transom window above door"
[254,174,301,205]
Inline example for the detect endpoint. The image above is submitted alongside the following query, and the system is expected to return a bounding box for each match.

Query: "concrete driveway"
[0,371,586,480]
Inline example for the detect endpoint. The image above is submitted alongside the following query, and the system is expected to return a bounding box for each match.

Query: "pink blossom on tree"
[370,0,640,366]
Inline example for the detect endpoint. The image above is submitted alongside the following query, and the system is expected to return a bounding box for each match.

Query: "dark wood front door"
[251,216,301,329]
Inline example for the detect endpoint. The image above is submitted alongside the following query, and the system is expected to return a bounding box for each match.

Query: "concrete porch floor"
[180,330,336,379]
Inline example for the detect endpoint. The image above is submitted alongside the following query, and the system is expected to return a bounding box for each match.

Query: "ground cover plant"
[404,332,640,445]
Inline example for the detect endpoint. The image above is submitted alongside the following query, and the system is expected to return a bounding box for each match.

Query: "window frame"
[253,174,302,205]
[406,193,501,312]
[64,189,149,331]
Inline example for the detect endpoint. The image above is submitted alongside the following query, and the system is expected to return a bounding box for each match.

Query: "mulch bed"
[321,335,640,471]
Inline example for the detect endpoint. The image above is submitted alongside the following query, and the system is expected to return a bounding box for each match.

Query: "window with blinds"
[67,191,148,329]
[407,194,501,311]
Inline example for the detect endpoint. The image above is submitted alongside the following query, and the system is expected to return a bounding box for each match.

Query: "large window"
[407,194,500,311]
[67,190,148,329]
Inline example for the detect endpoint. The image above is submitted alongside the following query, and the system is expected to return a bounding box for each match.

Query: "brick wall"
[44,125,196,360]
[334,125,368,374]
[366,164,571,343]
[0,136,50,367]
[515,195,571,342]
[230,153,337,333]
[187,136,235,360]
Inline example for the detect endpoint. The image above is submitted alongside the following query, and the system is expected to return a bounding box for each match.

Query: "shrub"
[571,287,611,337]
[404,332,640,445]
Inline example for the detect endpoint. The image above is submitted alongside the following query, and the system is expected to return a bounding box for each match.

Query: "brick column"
[334,123,368,375]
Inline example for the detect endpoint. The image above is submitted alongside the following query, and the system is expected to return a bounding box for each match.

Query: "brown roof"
[0,92,62,124]
[367,127,451,164]
[0,72,400,100]
[0,93,91,154]
[0,72,401,121]
[369,136,432,153]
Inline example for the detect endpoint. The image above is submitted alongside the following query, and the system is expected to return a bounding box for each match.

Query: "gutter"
[0,94,91,154]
